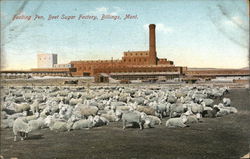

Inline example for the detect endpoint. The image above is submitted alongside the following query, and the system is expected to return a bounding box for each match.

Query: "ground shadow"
[26,134,44,140]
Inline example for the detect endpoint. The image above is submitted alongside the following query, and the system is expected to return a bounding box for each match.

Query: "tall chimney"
[149,24,157,65]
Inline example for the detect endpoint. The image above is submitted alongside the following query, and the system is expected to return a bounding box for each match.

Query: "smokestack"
[149,24,157,65]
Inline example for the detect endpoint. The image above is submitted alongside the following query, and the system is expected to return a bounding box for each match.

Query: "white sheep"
[144,115,161,128]
[1,118,14,128]
[185,114,201,124]
[28,118,46,131]
[12,103,30,113]
[136,106,156,116]
[69,116,96,130]
[49,120,69,132]
[100,113,119,122]
[167,94,177,103]
[189,103,204,114]
[77,106,99,118]
[122,111,147,130]
[13,117,31,141]
[202,98,214,107]
[30,100,40,114]
[166,115,188,128]
[169,104,187,118]
[93,115,109,126]
[223,98,231,106]
[69,98,83,106]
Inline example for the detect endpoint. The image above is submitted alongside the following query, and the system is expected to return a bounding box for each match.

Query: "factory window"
[134,59,136,62]
[139,59,141,62]
[129,59,131,62]
[144,59,146,62]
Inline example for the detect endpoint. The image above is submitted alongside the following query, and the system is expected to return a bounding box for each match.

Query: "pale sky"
[1,0,249,70]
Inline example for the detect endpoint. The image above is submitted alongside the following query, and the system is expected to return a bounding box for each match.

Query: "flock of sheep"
[0,85,238,141]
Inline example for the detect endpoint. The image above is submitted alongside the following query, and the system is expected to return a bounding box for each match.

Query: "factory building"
[3,24,249,80]
[70,24,186,79]
[37,53,58,68]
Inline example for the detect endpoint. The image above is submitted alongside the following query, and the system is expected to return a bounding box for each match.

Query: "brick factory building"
[70,24,187,79]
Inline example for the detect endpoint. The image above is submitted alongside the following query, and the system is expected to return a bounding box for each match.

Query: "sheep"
[12,103,30,113]
[59,105,73,120]
[76,106,99,118]
[223,98,231,106]
[69,98,83,106]
[155,103,170,119]
[24,113,40,121]
[169,103,187,118]
[121,111,147,130]
[131,97,145,105]
[8,112,26,120]
[118,95,129,103]
[185,114,201,124]
[23,93,34,101]
[1,118,14,129]
[227,107,238,114]
[189,103,204,114]
[144,115,161,128]
[165,115,188,128]
[13,117,31,141]
[216,109,230,117]
[101,113,119,122]
[58,91,69,97]
[1,111,8,119]
[30,100,40,114]
[167,94,177,103]
[115,106,132,111]
[214,103,237,114]
[93,115,109,126]
[0,85,238,134]
[202,98,214,107]
[214,103,237,117]
[35,94,47,103]
[28,118,46,131]
[201,107,220,118]
[14,97,26,103]
[136,106,156,116]
[69,116,96,130]
[48,120,69,132]
[111,101,126,107]
[175,91,187,98]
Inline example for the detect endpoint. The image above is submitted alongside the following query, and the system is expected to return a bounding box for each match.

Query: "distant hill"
[188,67,250,71]
[188,68,217,70]
[241,67,250,70]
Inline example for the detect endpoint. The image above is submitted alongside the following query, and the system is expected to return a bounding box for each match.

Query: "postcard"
[1,0,249,159]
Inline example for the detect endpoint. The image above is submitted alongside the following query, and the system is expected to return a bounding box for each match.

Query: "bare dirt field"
[0,88,249,159]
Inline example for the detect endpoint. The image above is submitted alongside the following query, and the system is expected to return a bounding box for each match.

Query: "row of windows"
[78,66,91,70]
[125,52,148,56]
[124,58,147,62]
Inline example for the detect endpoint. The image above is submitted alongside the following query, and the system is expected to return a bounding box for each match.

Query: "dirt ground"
[0,88,250,159]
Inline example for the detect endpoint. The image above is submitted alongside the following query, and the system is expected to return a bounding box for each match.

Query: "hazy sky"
[1,0,249,70]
